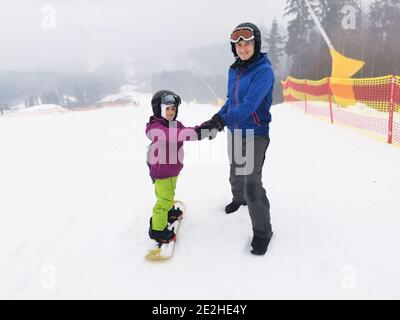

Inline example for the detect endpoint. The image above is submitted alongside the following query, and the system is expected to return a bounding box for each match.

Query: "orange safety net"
[281,75,400,145]
[393,76,400,144]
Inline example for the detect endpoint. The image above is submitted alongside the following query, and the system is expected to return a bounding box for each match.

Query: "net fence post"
[328,77,334,124]
[304,79,308,114]
[388,75,395,144]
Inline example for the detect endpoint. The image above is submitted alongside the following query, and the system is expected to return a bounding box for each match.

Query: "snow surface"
[1,93,400,300]
[17,104,67,113]
[4,104,68,117]
[99,84,147,104]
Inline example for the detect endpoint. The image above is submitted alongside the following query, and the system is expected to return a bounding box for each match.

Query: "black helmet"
[230,22,262,65]
[151,90,181,120]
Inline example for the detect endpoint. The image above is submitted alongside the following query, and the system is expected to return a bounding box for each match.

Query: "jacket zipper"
[234,72,241,129]
[252,112,261,126]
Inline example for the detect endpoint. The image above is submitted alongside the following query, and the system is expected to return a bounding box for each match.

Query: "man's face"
[235,40,255,61]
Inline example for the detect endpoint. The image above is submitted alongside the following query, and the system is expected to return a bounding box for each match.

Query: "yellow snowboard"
[146,201,185,261]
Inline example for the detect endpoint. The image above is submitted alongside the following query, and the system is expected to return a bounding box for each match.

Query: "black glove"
[207,127,218,140]
[195,122,218,140]
[210,114,225,132]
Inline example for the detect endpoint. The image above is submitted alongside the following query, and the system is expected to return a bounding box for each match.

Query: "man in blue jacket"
[206,22,274,255]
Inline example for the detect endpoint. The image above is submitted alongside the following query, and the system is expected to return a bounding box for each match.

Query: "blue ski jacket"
[218,53,275,137]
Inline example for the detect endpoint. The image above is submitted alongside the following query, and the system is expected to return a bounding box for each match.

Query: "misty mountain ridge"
[0,36,285,109]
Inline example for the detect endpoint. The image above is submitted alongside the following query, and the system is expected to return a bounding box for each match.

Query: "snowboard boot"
[148,218,176,244]
[251,231,273,255]
[167,206,183,223]
[225,200,247,214]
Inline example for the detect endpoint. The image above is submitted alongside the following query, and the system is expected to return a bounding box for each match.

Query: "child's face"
[165,105,176,121]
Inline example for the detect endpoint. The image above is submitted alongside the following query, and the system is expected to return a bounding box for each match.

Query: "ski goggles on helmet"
[230,27,255,43]
[161,93,181,106]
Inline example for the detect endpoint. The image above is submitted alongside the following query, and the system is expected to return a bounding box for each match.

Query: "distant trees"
[264,19,286,70]
[262,18,286,103]
[0,69,125,109]
[283,0,400,79]
[23,74,126,108]
[364,0,400,76]
[26,90,57,107]
[151,70,226,105]
[0,104,8,115]
[284,0,316,78]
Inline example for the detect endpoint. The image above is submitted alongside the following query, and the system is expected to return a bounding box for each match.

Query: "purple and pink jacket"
[146,116,199,181]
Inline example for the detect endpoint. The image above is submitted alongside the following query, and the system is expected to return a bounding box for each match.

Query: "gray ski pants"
[228,131,272,238]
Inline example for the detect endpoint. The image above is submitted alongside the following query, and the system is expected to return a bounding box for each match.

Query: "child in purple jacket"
[146,90,215,243]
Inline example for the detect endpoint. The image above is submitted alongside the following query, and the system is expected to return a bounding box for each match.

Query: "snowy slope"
[1,94,400,300]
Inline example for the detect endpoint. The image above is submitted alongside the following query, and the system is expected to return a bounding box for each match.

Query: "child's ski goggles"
[161,93,181,106]
[230,27,255,43]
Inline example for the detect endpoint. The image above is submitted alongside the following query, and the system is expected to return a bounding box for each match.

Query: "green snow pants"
[152,176,178,231]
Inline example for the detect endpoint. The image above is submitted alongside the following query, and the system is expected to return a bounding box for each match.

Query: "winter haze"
[0,0,286,72]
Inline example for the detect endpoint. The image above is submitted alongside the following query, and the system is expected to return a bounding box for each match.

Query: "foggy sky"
[0,0,287,73]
